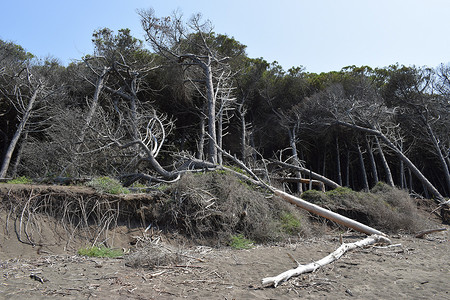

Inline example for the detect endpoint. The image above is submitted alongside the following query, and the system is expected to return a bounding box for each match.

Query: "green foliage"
[6,176,33,184]
[87,176,130,194]
[280,212,302,234]
[229,234,254,250]
[300,189,328,204]
[77,245,123,258]
[224,165,246,175]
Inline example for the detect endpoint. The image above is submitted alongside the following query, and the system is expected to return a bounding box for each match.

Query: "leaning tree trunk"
[375,135,394,187]
[0,86,41,178]
[75,66,109,153]
[10,130,28,178]
[425,122,450,195]
[338,121,444,202]
[356,141,369,191]
[365,136,379,185]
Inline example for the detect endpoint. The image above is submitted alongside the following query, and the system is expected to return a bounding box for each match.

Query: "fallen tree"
[262,234,392,287]
[274,189,386,236]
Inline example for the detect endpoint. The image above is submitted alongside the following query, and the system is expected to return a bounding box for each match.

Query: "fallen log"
[262,234,392,287]
[274,189,386,236]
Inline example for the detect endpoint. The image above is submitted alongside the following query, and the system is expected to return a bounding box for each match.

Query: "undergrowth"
[229,234,254,249]
[6,176,33,184]
[301,182,431,233]
[77,245,123,258]
[87,176,130,194]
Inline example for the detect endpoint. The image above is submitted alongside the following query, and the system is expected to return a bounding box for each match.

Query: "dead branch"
[270,160,341,189]
[262,234,392,287]
[414,228,447,238]
[273,177,325,192]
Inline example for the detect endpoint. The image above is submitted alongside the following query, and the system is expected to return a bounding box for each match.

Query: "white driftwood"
[274,189,386,236]
[262,234,391,287]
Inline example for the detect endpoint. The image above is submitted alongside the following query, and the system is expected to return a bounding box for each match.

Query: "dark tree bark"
[335,136,343,186]
[337,121,445,202]
[356,141,369,191]
[365,136,379,185]
[345,144,350,187]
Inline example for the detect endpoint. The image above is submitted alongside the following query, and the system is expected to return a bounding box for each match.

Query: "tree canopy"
[1,9,449,201]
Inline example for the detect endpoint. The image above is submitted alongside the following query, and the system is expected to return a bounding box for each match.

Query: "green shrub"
[326,186,354,198]
[6,176,33,184]
[280,212,302,234]
[301,189,328,204]
[77,245,123,258]
[229,234,254,249]
[87,176,130,194]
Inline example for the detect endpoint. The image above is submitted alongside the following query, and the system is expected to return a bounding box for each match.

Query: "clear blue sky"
[1,0,449,73]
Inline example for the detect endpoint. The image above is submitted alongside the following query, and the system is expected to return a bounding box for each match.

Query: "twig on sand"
[415,228,447,238]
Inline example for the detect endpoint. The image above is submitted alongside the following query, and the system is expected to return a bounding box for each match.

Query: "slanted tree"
[0,45,59,178]
[307,75,445,202]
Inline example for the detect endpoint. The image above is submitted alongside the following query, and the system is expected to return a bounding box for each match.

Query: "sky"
[1,0,449,73]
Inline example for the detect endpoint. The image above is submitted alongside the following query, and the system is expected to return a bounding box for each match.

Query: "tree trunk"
[0,86,41,178]
[273,161,341,189]
[345,144,350,187]
[336,136,343,186]
[375,135,394,186]
[288,126,302,193]
[217,106,223,165]
[197,113,206,161]
[238,105,247,162]
[425,122,450,194]
[75,67,109,153]
[10,130,28,177]
[204,58,217,164]
[365,136,379,185]
[399,159,405,190]
[357,141,369,191]
[338,121,444,202]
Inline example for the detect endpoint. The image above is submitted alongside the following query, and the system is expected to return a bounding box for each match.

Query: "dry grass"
[156,171,312,244]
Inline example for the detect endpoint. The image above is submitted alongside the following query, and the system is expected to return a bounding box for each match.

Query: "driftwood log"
[262,234,392,287]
